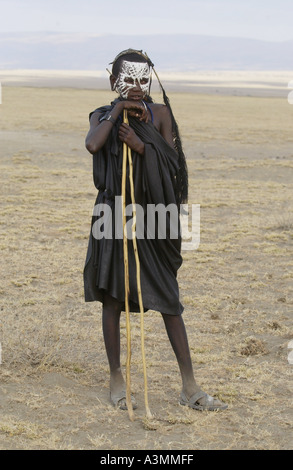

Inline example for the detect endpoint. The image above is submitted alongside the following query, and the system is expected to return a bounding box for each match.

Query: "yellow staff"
[122,109,152,421]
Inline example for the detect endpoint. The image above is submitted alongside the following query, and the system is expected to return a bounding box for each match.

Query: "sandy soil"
[0,85,292,450]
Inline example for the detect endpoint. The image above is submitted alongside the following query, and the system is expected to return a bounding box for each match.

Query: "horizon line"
[1,31,293,44]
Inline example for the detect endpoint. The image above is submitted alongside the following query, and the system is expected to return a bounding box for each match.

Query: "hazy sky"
[1,0,292,42]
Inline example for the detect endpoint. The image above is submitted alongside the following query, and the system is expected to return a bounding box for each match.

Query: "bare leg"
[102,292,137,409]
[161,312,200,397]
[161,312,227,409]
[102,293,125,401]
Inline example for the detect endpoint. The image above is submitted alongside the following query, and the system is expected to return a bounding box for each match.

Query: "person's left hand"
[118,123,145,155]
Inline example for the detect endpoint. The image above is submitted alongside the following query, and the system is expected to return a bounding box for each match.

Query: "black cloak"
[83,100,184,315]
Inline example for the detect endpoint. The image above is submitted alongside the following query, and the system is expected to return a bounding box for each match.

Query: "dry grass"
[0,87,292,450]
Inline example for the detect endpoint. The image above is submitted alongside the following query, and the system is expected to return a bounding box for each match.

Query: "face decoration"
[113,60,151,99]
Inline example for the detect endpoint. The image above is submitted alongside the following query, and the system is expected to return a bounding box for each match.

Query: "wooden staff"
[122,110,135,422]
[122,110,152,420]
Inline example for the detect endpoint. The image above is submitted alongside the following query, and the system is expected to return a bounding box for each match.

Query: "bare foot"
[109,370,137,410]
[180,387,228,411]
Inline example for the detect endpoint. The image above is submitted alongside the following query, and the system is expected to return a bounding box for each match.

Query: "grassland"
[0,86,292,449]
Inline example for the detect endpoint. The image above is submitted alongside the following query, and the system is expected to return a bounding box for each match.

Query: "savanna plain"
[0,83,292,450]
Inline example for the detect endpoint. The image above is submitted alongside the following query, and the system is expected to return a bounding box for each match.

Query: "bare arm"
[85,100,148,155]
[85,101,123,155]
[158,105,175,150]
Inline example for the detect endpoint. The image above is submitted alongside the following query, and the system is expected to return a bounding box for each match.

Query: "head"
[109,50,152,100]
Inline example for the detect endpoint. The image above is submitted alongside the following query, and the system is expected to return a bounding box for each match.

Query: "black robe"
[83,101,184,315]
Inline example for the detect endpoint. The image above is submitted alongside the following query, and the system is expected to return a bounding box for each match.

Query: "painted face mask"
[113,60,151,99]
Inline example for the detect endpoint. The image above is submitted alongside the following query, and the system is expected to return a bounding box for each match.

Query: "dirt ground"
[0,86,292,450]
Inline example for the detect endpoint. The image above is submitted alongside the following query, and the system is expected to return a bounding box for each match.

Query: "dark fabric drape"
[83,100,184,315]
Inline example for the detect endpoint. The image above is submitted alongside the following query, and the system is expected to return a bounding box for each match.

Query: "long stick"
[122,110,152,420]
[126,139,152,420]
[122,110,135,422]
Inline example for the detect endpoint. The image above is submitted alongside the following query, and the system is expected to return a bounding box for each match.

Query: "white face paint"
[113,60,151,99]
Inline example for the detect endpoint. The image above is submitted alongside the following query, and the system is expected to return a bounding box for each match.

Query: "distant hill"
[0,32,292,70]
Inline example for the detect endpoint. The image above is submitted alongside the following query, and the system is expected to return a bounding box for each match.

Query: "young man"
[84,49,227,412]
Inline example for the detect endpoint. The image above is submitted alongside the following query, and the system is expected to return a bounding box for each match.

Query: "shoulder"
[89,104,111,126]
[148,103,169,115]
[89,104,111,119]
[148,103,172,128]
